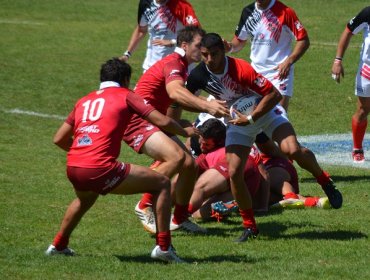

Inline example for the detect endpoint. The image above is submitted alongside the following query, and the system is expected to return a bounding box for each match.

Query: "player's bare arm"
[166,79,229,117]
[53,122,74,152]
[120,25,148,62]
[331,29,353,83]
[225,37,247,54]
[276,37,310,79]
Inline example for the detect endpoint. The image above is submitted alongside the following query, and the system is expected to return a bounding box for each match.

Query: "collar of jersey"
[255,0,275,12]
[174,47,186,57]
[99,81,121,89]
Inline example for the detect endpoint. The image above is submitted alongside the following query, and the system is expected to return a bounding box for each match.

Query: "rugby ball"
[229,95,260,119]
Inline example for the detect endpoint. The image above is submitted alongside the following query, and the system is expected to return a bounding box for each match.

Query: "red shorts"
[264,158,299,193]
[122,114,160,153]
[67,161,131,195]
[211,157,261,197]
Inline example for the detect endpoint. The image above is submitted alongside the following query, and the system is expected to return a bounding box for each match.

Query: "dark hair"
[100,58,132,86]
[200,32,225,51]
[199,118,226,147]
[176,26,206,46]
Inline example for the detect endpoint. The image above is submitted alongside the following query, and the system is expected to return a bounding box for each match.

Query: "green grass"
[0,1,369,279]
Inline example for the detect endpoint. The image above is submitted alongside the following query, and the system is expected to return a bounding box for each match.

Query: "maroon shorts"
[122,114,160,153]
[212,157,261,197]
[264,158,299,193]
[67,161,131,195]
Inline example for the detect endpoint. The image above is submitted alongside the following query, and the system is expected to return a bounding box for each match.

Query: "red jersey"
[134,49,189,114]
[66,83,155,168]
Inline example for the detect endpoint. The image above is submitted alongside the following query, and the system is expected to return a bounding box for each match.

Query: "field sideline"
[1,1,369,279]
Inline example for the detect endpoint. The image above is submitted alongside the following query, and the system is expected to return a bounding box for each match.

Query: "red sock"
[187,203,196,214]
[283,192,299,199]
[139,193,153,209]
[172,204,189,225]
[53,232,69,250]
[316,171,331,187]
[156,231,171,251]
[239,208,257,231]
[304,196,319,207]
[352,117,367,150]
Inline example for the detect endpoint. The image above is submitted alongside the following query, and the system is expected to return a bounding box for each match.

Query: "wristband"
[123,50,132,58]
[334,57,342,64]
[247,115,254,124]
[170,39,177,46]
[335,56,343,61]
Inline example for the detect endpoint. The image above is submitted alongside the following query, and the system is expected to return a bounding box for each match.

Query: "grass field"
[1,0,369,279]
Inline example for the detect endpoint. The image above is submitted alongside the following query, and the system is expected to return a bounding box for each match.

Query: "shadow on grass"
[259,221,368,240]
[114,253,262,264]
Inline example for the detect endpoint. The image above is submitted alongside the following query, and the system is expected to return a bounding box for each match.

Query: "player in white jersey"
[331,6,370,163]
[225,0,310,112]
[120,0,200,72]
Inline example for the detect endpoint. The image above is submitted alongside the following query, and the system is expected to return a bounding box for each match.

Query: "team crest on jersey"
[77,135,92,146]
[133,134,144,148]
[145,124,155,131]
[294,20,303,31]
[254,76,267,87]
[279,83,287,91]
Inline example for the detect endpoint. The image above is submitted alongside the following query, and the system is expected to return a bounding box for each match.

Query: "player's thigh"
[111,164,170,195]
[141,131,184,162]
[272,123,300,154]
[226,145,250,176]
[195,168,229,197]
[267,166,291,193]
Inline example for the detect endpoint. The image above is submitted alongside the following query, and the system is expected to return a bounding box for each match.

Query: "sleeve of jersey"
[284,7,308,40]
[137,0,151,24]
[195,154,209,173]
[347,7,370,34]
[126,91,156,117]
[65,107,76,126]
[164,60,186,84]
[242,62,273,96]
[235,6,252,40]
[168,0,200,26]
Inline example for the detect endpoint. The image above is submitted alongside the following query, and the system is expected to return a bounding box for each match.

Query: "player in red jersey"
[124,26,229,234]
[331,6,370,163]
[186,33,342,242]
[225,0,310,112]
[44,58,200,263]
[120,0,201,72]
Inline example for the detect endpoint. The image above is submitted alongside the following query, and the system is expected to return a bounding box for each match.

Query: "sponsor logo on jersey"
[169,69,181,77]
[294,20,303,31]
[103,176,121,191]
[145,124,155,131]
[186,15,198,25]
[143,98,150,105]
[133,134,144,147]
[219,165,228,172]
[279,83,287,91]
[254,76,267,87]
[78,125,100,133]
[77,135,92,146]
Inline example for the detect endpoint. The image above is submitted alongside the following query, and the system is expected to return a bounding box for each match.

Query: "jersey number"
[81,98,105,122]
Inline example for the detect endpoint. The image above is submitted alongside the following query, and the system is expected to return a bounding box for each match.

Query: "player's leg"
[352,96,370,162]
[227,145,258,241]
[272,122,342,209]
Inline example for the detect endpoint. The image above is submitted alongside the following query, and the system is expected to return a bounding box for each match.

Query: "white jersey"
[234,0,308,74]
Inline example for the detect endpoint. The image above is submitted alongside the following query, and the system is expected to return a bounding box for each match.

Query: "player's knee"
[182,153,197,172]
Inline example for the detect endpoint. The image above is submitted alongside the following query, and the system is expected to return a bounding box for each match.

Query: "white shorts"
[226,106,289,147]
[260,68,294,97]
[355,62,370,97]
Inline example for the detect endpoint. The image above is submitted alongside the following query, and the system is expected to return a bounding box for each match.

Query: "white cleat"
[45,244,75,256]
[135,202,156,234]
[151,245,186,263]
[170,219,207,233]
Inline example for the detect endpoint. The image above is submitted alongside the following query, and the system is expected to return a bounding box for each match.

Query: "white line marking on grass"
[2,108,370,169]
[3,108,65,120]
[298,133,370,169]
[0,19,45,25]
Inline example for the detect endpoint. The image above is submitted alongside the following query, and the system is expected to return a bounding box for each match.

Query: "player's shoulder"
[241,2,256,17]
[228,56,253,69]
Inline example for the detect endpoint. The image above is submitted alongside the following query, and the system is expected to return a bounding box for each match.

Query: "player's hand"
[274,59,292,80]
[184,126,199,137]
[228,109,249,126]
[223,39,232,53]
[207,100,229,118]
[119,55,129,63]
[331,62,344,84]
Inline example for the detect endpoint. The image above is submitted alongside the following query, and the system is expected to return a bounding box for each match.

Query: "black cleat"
[322,181,343,209]
[234,227,259,243]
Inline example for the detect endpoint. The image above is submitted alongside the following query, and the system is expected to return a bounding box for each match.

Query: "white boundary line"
[2,107,369,169]
[0,19,45,25]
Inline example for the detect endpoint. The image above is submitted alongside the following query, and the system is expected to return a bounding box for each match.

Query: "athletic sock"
[187,203,196,214]
[352,117,367,150]
[283,192,299,199]
[156,231,171,251]
[239,208,257,231]
[53,232,69,251]
[316,170,331,187]
[139,193,153,209]
[304,196,319,207]
[172,204,189,225]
